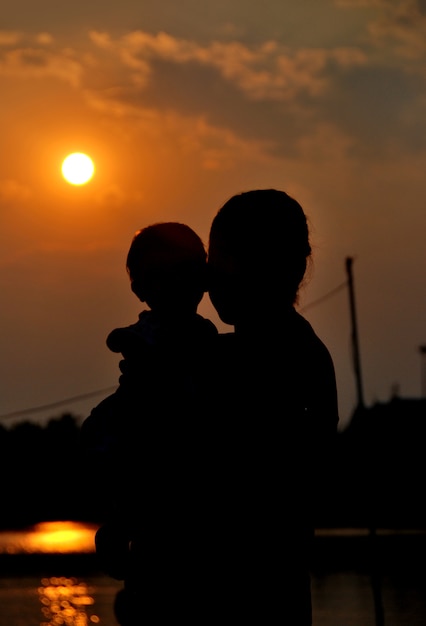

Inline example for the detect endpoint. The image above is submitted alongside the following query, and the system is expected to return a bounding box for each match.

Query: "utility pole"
[420,345,426,398]
[346,257,365,409]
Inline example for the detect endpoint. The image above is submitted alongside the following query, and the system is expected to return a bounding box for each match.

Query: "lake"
[0,522,425,625]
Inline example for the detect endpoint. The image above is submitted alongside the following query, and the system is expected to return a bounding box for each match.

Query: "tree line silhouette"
[0,414,99,529]
[0,396,425,531]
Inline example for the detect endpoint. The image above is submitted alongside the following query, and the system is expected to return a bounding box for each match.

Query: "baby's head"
[126,222,208,314]
[208,189,312,325]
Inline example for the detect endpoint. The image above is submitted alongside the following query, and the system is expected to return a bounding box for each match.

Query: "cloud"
[89,29,367,102]
[85,25,426,160]
[367,0,426,63]
[335,0,426,65]
[83,29,376,160]
[0,31,23,45]
[2,20,426,163]
[85,87,274,170]
[0,32,87,87]
[0,48,82,86]
[35,32,54,45]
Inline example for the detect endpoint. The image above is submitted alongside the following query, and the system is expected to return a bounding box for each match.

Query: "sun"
[61,153,95,185]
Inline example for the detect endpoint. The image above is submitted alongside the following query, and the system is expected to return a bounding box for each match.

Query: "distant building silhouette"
[322,396,426,530]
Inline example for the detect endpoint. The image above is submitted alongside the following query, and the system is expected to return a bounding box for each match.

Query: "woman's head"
[208,189,312,325]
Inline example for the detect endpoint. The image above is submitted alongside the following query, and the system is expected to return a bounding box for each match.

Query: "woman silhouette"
[206,189,339,625]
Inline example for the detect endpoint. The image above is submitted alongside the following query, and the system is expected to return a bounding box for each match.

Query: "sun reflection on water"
[0,521,99,554]
[38,576,100,625]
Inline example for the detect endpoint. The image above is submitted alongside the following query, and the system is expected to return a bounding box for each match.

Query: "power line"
[0,386,117,420]
[299,280,348,313]
[1,279,349,421]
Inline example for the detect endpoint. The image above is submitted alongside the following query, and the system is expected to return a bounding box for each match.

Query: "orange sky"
[1,0,426,430]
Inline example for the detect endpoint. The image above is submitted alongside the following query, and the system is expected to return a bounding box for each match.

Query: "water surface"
[1,523,425,626]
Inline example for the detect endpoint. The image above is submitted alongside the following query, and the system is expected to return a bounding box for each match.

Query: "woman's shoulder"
[293,311,333,354]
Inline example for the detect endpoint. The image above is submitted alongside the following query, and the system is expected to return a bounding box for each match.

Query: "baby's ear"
[131,280,146,303]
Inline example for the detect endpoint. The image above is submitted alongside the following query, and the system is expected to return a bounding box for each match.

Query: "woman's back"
[205,309,338,624]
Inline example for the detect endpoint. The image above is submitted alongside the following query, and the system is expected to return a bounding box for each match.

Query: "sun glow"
[61,152,95,185]
[0,521,98,554]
